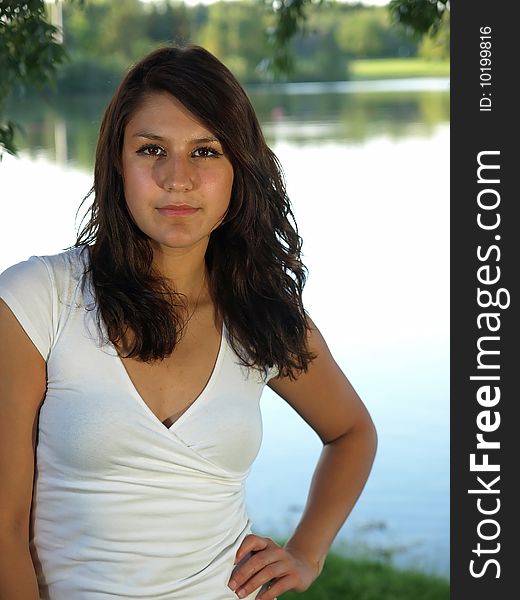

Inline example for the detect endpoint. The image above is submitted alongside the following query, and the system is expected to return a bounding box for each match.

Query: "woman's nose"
[155,155,194,192]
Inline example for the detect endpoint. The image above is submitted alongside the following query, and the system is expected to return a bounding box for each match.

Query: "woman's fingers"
[256,574,297,600]
[229,536,281,593]
[232,560,288,598]
[228,534,318,598]
[233,534,269,565]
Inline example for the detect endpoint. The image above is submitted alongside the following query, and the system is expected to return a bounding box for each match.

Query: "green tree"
[417,8,449,60]
[335,7,416,59]
[145,0,190,45]
[287,3,351,82]
[94,0,148,62]
[389,0,449,37]
[0,0,66,156]
[266,0,449,74]
[196,0,270,82]
[61,0,109,56]
[58,0,191,95]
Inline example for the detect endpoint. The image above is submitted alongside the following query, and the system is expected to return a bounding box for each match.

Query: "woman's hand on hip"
[228,534,320,599]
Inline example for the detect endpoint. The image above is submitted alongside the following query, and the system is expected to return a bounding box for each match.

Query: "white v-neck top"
[0,247,279,600]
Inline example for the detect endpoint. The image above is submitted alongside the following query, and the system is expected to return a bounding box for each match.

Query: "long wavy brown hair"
[75,45,315,380]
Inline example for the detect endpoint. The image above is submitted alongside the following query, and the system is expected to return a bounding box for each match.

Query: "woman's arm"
[0,299,46,600]
[228,316,377,599]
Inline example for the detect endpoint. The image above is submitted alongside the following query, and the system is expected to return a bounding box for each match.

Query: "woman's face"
[121,92,234,255]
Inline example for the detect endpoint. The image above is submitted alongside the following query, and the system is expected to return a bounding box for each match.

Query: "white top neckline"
[111,321,228,433]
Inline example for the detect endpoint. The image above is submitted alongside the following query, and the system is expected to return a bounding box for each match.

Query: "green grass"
[349,58,450,80]
[278,552,449,599]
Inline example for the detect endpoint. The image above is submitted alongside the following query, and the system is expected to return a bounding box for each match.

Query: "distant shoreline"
[247,76,449,95]
[6,59,449,102]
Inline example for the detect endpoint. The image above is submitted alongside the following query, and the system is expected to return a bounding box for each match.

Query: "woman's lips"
[157,205,199,216]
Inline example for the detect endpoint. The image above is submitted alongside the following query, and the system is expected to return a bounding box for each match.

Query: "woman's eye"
[192,146,222,158]
[136,144,166,157]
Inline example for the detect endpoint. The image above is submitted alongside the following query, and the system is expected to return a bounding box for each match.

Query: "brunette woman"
[0,45,377,599]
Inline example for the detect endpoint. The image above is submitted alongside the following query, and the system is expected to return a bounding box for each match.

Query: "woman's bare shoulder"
[0,298,46,534]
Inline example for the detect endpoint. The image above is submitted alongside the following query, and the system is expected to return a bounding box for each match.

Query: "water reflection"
[5,78,449,168]
[5,93,107,169]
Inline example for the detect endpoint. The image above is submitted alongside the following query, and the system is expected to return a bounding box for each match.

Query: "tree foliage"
[197,1,269,81]
[266,0,449,75]
[417,8,449,60]
[0,0,66,155]
[335,7,416,59]
[263,0,317,75]
[389,0,449,37]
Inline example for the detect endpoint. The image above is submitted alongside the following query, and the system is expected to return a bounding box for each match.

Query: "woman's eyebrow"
[191,136,221,144]
[132,131,220,144]
[133,131,165,141]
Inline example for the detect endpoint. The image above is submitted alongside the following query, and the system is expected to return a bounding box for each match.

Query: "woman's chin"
[150,236,210,254]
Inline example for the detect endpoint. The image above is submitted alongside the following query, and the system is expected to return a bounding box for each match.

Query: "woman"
[0,45,377,599]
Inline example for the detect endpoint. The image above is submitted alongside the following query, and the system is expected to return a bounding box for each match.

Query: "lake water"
[1,79,450,576]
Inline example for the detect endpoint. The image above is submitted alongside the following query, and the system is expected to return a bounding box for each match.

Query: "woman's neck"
[151,240,209,306]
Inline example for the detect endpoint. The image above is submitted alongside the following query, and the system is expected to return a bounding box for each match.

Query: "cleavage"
[119,320,223,428]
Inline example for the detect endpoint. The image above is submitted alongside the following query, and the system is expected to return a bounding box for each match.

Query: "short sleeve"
[0,256,56,360]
